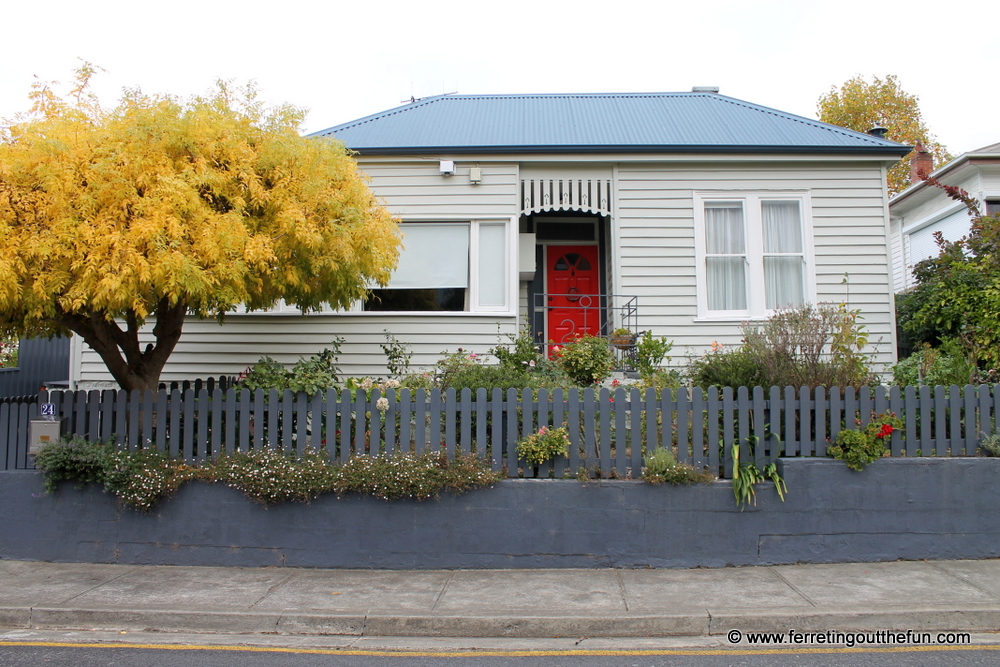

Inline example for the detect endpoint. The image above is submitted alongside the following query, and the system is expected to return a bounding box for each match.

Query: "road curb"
[3,605,1000,638]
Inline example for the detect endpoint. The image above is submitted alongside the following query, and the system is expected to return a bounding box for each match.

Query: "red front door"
[545,245,601,354]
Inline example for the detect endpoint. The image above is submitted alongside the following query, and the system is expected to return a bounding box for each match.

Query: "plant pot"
[610,335,635,349]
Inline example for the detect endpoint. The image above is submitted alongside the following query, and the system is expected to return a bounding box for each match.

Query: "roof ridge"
[313,92,719,136]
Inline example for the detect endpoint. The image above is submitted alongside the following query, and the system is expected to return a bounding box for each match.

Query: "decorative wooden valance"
[520,179,612,217]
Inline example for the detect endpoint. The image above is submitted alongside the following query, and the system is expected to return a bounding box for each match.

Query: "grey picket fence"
[2,384,998,477]
[1,394,39,471]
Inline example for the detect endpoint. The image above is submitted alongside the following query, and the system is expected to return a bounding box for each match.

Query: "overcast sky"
[2,0,997,155]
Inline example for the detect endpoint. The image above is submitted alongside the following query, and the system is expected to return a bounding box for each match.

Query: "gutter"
[891,151,1000,207]
[339,144,913,157]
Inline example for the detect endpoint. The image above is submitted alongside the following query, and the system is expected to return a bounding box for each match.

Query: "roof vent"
[692,86,720,93]
[867,126,888,139]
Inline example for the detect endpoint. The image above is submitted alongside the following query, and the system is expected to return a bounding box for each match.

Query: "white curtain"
[762,201,804,308]
[390,223,470,288]
[706,204,747,310]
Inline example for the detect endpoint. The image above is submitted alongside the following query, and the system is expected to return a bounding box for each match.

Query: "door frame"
[543,243,602,351]
[525,213,610,350]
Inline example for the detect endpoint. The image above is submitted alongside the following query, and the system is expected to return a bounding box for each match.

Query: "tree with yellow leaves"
[817,75,950,195]
[0,66,400,392]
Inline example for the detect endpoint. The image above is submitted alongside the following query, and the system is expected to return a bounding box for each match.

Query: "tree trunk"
[57,299,187,393]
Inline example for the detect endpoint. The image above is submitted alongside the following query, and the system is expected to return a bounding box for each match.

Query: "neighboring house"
[0,337,71,398]
[74,91,909,387]
[889,142,1000,292]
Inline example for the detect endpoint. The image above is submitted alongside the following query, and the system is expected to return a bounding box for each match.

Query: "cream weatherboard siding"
[78,315,518,386]
[614,160,896,368]
[76,155,898,387]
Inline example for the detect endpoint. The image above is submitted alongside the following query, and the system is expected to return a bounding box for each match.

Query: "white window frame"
[226,215,517,316]
[360,215,517,316]
[693,191,816,321]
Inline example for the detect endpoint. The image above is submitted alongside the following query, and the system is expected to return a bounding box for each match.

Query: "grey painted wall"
[2,458,998,569]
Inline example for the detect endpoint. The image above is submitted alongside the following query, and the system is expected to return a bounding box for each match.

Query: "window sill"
[693,314,769,323]
[225,310,517,318]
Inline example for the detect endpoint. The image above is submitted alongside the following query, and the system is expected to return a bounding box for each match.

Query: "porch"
[530,293,640,371]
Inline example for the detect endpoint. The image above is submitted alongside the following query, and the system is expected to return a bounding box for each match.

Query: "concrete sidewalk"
[1,559,999,639]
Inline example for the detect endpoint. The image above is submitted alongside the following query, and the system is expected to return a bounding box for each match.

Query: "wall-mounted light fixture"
[439,160,455,176]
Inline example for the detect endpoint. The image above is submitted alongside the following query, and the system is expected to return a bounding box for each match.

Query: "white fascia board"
[900,200,969,235]
[356,152,902,165]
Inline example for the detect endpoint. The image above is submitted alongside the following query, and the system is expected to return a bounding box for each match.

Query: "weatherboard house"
[889,141,1000,293]
[72,91,910,387]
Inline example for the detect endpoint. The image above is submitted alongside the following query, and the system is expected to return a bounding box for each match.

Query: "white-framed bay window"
[694,192,815,319]
[363,216,516,314]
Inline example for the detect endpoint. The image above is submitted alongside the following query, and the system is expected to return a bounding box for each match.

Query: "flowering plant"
[516,426,570,465]
[0,336,17,368]
[555,335,615,386]
[828,412,903,471]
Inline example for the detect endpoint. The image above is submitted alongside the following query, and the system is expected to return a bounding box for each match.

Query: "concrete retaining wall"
[2,458,999,569]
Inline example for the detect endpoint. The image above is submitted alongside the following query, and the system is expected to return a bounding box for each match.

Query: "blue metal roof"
[310,92,911,156]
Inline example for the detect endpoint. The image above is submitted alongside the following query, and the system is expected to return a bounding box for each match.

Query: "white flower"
[376,397,389,412]
[384,378,400,389]
[360,378,374,390]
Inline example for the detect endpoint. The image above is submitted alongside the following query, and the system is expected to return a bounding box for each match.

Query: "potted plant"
[516,426,571,466]
[609,327,635,348]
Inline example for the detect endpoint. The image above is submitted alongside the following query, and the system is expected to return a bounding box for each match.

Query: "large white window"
[695,192,813,319]
[364,219,513,313]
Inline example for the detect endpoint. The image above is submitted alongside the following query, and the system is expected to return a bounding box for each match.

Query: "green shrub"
[978,432,1000,457]
[689,346,763,390]
[287,344,343,394]
[740,303,876,388]
[332,451,502,501]
[689,303,877,390]
[380,330,413,378]
[399,372,435,391]
[240,356,289,392]
[210,447,338,505]
[241,340,344,394]
[434,349,483,388]
[634,368,683,394]
[634,332,673,378]
[828,412,902,470]
[33,436,192,510]
[641,447,714,485]
[490,326,544,371]
[516,426,570,465]
[101,448,194,511]
[35,437,502,509]
[555,335,615,386]
[891,341,975,387]
[32,436,117,493]
[442,363,538,395]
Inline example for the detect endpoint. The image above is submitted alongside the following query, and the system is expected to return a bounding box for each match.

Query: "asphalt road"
[3,641,1000,667]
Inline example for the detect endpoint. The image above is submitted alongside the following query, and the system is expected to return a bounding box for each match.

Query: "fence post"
[505,387,519,475]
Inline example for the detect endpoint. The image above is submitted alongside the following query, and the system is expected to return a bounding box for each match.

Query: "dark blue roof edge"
[343,144,913,157]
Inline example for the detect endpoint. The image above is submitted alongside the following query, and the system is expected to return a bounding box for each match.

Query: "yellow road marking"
[0,640,998,657]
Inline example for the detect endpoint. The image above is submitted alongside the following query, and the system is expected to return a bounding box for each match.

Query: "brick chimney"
[910,142,933,183]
